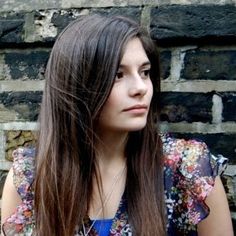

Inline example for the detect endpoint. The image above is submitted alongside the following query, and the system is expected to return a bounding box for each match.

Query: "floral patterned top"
[2,134,228,236]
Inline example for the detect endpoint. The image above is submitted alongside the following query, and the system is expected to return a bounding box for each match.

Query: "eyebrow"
[119,61,151,69]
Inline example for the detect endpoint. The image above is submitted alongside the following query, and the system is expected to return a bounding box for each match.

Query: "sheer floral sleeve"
[2,148,36,236]
[162,134,228,235]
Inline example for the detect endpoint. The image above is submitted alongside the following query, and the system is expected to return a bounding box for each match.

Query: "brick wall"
[0,0,235,231]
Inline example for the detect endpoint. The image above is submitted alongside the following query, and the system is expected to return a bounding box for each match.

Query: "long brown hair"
[35,14,166,235]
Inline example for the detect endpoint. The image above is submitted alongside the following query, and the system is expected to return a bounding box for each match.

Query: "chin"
[100,119,148,133]
[128,126,146,132]
[123,122,147,132]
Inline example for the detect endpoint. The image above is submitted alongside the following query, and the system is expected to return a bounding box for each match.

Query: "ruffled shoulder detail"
[178,139,227,223]
[2,147,36,236]
[162,134,228,233]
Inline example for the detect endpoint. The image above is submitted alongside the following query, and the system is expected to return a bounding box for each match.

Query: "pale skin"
[1,38,234,235]
[197,176,234,236]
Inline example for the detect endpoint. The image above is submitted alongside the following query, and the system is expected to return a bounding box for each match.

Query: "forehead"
[120,38,149,66]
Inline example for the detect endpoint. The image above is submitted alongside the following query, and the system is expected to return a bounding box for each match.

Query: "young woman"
[1,14,233,236]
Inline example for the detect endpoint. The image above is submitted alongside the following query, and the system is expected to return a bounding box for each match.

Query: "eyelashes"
[141,69,150,78]
[116,71,124,80]
[115,68,151,81]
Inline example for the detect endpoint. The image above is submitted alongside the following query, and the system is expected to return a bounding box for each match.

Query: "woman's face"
[98,37,153,133]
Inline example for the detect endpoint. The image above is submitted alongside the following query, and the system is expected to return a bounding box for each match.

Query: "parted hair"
[35,14,166,236]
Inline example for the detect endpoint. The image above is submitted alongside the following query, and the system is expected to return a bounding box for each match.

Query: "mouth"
[123,104,148,112]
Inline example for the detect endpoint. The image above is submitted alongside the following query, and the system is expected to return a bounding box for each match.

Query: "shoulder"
[2,147,36,235]
[162,133,228,233]
[12,147,36,199]
[161,133,227,178]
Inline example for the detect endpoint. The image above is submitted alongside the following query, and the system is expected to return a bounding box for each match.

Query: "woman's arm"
[197,176,234,236]
[1,168,21,229]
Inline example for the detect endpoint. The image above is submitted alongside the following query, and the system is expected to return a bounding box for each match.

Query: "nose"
[128,73,148,97]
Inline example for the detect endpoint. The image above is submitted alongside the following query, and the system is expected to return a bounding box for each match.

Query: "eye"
[140,68,150,78]
[116,71,124,80]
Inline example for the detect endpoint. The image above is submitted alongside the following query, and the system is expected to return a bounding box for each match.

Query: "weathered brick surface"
[222,93,236,121]
[5,130,36,161]
[51,7,142,34]
[159,50,171,79]
[160,92,213,123]
[171,133,236,164]
[150,5,236,45]
[1,0,60,12]
[0,10,56,45]
[0,13,25,44]
[0,170,8,198]
[0,8,142,46]
[0,0,158,12]
[182,50,236,80]
[159,0,232,4]
[91,7,141,22]
[2,5,236,46]
[0,92,42,121]
[49,9,86,34]
[3,50,49,80]
[61,0,158,8]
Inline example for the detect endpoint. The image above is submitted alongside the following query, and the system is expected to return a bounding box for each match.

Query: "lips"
[123,104,148,112]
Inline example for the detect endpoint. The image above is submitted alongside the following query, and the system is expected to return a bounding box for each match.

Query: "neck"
[88,130,128,220]
[95,130,128,169]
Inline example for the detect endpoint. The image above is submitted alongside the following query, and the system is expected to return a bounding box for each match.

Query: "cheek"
[104,87,121,108]
[148,82,154,101]
[99,89,120,117]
